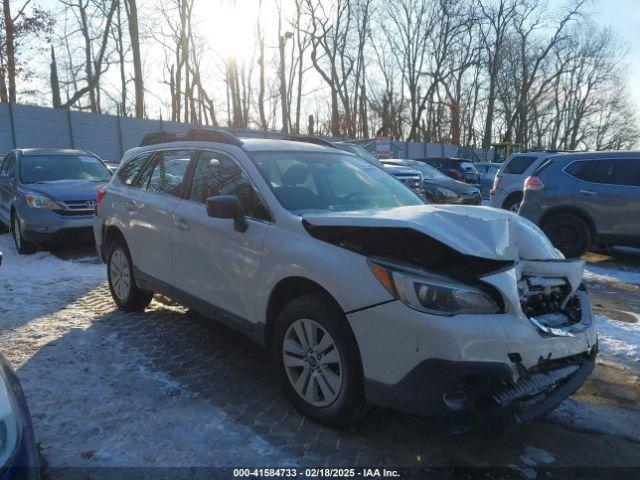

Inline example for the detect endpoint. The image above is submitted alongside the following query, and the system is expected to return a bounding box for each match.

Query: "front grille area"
[54,199,96,216]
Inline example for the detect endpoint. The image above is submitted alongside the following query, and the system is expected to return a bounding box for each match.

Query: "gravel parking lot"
[1,234,639,478]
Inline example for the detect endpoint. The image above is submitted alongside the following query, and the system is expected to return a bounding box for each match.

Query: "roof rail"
[139,132,181,146]
[139,129,243,147]
[282,135,337,148]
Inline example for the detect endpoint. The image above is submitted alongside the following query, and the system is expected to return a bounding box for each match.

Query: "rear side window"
[567,160,612,184]
[118,152,152,186]
[609,159,640,187]
[190,151,271,221]
[503,156,537,174]
[146,150,192,197]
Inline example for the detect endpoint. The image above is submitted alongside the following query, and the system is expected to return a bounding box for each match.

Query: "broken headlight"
[369,259,501,316]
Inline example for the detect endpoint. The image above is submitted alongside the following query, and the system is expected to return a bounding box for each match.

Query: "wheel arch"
[539,206,597,244]
[264,276,346,351]
[102,224,127,260]
[501,190,523,209]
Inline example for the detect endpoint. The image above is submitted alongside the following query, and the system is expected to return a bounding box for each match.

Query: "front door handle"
[174,217,190,231]
[578,189,597,196]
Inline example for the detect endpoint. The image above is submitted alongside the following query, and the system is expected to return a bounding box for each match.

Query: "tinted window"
[146,150,192,196]
[21,155,111,183]
[190,151,270,221]
[568,160,612,183]
[609,159,640,187]
[503,156,537,175]
[252,151,423,214]
[119,153,152,186]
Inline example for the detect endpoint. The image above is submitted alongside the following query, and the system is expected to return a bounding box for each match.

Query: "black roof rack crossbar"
[139,128,243,147]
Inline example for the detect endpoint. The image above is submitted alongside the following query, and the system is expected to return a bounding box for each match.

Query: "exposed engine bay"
[518,274,584,330]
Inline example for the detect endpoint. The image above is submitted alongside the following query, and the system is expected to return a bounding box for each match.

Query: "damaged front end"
[301,206,597,428]
[517,259,593,338]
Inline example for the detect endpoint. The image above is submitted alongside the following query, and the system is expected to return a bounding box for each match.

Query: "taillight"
[96,187,107,205]
[493,175,502,189]
[524,176,545,190]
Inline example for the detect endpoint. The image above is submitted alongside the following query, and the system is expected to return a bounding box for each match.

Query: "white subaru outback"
[94,129,597,429]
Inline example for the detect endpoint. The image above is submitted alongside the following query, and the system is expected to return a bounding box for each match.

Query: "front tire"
[543,214,591,258]
[12,214,36,255]
[107,238,153,312]
[272,294,365,427]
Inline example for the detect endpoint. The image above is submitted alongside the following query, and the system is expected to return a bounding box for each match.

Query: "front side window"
[503,156,537,175]
[251,151,424,215]
[20,154,111,184]
[146,150,192,197]
[191,151,270,221]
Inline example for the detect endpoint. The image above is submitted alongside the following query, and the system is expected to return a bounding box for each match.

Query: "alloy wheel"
[110,248,131,301]
[282,318,343,408]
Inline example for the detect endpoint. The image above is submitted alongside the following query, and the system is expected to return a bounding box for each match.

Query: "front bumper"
[347,287,596,423]
[17,207,95,244]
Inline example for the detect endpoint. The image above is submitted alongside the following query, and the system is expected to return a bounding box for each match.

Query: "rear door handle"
[578,189,597,196]
[174,217,190,231]
[125,200,142,211]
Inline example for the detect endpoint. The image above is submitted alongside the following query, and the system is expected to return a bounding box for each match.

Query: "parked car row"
[0,132,607,432]
[489,150,640,258]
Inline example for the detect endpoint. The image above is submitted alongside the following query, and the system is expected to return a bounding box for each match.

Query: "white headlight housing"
[24,193,62,209]
[369,259,502,316]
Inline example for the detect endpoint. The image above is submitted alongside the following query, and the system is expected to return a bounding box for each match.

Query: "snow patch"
[585,265,640,286]
[596,314,640,372]
[549,398,640,444]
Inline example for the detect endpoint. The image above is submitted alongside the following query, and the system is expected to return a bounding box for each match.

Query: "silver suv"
[94,129,597,428]
[490,151,562,212]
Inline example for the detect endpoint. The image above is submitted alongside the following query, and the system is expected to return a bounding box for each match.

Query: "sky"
[30,0,640,114]
[588,0,640,106]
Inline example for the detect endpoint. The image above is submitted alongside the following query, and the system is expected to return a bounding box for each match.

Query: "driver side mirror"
[206,195,248,233]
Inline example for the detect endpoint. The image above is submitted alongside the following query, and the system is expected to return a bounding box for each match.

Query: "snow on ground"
[0,234,297,468]
[585,265,640,286]
[595,314,640,372]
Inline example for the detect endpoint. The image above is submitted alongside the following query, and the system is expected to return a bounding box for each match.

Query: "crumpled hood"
[302,204,561,261]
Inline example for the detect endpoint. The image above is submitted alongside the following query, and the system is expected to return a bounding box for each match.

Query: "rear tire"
[12,214,36,255]
[272,294,366,427]
[543,214,591,258]
[107,238,153,312]
[502,193,522,213]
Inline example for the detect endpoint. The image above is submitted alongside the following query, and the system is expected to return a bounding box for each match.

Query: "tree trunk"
[3,0,17,103]
[50,46,62,108]
[126,0,144,118]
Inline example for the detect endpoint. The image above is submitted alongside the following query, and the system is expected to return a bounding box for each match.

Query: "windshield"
[251,151,424,214]
[338,143,383,167]
[21,155,111,184]
[386,161,448,180]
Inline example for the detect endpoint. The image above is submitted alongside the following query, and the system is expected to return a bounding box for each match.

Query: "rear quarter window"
[118,152,153,186]
[503,156,537,175]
